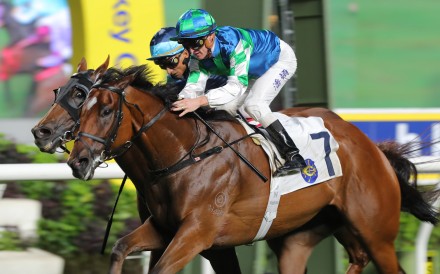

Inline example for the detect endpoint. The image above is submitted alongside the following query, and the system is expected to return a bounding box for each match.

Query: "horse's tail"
[377,141,439,225]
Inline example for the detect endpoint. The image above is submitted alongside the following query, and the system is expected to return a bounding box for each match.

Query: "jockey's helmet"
[147,27,184,60]
[171,9,217,41]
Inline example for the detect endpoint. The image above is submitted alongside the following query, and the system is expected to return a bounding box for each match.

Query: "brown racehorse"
[65,65,438,274]
[31,57,389,273]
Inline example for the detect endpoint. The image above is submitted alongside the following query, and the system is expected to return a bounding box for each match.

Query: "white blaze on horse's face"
[85,97,97,111]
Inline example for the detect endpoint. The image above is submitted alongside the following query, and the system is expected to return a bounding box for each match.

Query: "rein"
[107,107,168,159]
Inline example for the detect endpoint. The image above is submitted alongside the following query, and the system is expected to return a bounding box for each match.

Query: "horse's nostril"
[32,126,52,139]
[78,157,89,168]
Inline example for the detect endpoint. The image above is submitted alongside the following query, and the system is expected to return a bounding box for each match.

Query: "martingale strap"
[101,174,128,254]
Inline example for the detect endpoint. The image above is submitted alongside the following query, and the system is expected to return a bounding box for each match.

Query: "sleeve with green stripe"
[179,59,209,99]
[205,39,251,108]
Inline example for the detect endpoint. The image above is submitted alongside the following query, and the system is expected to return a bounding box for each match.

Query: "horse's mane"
[101,65,236,122]
[100,65,155,90]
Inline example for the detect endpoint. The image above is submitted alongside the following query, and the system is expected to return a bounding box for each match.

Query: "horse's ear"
[77,57,87,72]
[93,55,110,80]
[102,55,110,70]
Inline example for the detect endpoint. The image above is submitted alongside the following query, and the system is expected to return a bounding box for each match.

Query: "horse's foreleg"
[109,217,166,274]
[149,221,215,274]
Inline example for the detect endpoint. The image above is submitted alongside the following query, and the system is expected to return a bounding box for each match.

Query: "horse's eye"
[102,108,112,117]
[75,90,85,99]
[70,89,87,109]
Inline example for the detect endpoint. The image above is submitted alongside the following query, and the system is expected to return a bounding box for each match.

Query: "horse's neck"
[114,114,198,210]
[126,92,201,174]
[140,114,199,170]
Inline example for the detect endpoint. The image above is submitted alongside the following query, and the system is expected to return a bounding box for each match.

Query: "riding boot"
[265,119,307,177]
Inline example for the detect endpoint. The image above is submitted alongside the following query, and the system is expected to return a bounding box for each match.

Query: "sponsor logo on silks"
[301,159,318,184]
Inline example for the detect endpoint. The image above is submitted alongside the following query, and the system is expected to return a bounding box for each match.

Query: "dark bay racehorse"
[65,65,438,274]
[32,57,108,153]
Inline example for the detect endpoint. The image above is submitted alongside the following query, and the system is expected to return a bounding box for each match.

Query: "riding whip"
[193,112,268,182]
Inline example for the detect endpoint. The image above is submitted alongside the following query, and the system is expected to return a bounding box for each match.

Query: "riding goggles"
[177,36,207,50]
[154,53,182,70]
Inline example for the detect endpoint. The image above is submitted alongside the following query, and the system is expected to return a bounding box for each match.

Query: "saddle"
[236,112,343,241]
[236,112,342,189]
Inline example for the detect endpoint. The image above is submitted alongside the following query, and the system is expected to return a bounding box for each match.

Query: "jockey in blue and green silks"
[170,9,306,177]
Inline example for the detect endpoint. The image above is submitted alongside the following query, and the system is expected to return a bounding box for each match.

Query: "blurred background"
[0,0,439,273]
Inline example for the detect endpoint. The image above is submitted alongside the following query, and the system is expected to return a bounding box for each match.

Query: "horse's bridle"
[75,83,167,164]
[53,70,94,142]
